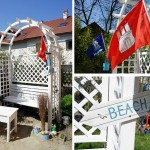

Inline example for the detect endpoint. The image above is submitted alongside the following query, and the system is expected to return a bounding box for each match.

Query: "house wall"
[2,33,72,65]
[58,33,72,65]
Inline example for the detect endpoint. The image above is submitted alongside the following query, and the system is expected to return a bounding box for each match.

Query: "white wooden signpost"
[81,90,150,129]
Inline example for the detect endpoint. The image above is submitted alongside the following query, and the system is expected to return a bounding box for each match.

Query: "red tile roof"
[10,16,72,42]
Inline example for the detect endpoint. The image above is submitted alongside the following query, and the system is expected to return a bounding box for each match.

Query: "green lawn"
[75,124,150,150]
[75,133,150,149]
[135,134,150,150]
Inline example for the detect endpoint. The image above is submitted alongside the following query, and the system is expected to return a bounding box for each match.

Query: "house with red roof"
[1,10,72,65]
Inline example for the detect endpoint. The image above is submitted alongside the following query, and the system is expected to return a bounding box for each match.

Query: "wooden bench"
[0,106,18,142]
[4,84,48,108]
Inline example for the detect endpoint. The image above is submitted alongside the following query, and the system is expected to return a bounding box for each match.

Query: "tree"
[97,0,121,32]
[75,0,99,26]
[75,17,111,73]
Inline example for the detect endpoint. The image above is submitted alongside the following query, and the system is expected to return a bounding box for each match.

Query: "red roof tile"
[12,16,72,42]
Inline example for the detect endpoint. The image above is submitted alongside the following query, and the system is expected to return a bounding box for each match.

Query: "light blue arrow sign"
[80,90,150,129]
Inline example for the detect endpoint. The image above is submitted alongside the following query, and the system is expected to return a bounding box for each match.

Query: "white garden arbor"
[0,18,61,130]
[111,0,150,73]
[74,76,143,150]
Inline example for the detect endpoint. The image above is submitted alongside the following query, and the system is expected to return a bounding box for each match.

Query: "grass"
[75,125,150,150]
[135,134,150,150]
[75,142,106,150]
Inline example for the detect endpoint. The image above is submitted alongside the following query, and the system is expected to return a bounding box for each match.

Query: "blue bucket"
[42,134,49,140]
[33,127,40,134]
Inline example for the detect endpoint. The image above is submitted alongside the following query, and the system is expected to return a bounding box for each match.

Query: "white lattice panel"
[12,53,48,85]
[74,77,107,149]
[74,76,134,150]
[139,51,150,73]
[115,52,138,73]
[0,52,11,98]
[7,47,60,114]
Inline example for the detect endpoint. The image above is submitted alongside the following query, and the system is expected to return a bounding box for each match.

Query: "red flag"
[38,36,47,62]
[107,0,150,71]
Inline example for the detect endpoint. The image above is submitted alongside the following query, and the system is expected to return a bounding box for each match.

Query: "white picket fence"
[74,76,141,150]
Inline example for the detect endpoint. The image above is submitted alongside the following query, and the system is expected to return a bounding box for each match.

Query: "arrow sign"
[80,90,150,129]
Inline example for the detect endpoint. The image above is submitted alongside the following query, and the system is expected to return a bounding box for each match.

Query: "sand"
[0,108,72,150]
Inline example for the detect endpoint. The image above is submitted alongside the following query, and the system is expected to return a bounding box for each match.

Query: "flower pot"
[33,127,40,135]
[42,134,49,140]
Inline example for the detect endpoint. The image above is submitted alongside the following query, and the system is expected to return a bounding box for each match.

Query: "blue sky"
[0,0,72,31]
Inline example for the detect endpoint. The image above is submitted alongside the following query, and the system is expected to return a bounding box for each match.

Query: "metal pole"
[47,50,53,131]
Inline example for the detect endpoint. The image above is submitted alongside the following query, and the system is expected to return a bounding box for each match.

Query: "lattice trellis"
[11,48,60,114]
[74,77,107,149]
[139,51,150,73]
[12,54,48,85]
[0,18,61,130]
[0,52,10,98]
[74,76,135,150]
[115,53,138,73]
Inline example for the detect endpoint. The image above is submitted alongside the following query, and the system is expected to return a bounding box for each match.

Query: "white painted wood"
[0,17,61,144]
[1,42,12,45]
[106,77,123,150]
[3,84,48,108]
[0,106,18,142]
[80,90,150,129]
[0,17,61,130]
[74,77,108,148]
[118,77,139,150]
[0,31,16,37]
[4,96,39,108]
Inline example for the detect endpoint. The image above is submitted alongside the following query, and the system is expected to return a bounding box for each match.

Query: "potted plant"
[41,130,49,140]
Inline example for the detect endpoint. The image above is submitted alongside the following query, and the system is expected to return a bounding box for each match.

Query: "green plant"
[61,94,72,116]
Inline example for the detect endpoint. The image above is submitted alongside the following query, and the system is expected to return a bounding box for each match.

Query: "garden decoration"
[74,77,145,150]
[108,0,150,73]
[38,94,48,131]
[86,34,105,60]
[41,130,49,140]
[45,52,56,75]
[63,116,70,141]
[51,124,57,136]
[103,58,110,72]
[140,83,150,134]
[33,127,40,135]
[0,18,62,131]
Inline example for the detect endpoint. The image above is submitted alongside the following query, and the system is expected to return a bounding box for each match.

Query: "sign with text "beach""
[80,90,150,129]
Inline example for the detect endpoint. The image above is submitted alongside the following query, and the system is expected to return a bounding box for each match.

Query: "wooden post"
[118,77,139,150]
[107,76,123,150]
[47,48,53,131]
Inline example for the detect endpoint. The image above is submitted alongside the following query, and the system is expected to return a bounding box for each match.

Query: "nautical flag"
[38,36,47,62]
[86,34,105,60]
[107,0,150,71]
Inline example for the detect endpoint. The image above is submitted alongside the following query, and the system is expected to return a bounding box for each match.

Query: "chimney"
[63,9,68,20]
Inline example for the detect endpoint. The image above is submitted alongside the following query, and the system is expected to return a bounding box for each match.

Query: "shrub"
[61,94,72,117]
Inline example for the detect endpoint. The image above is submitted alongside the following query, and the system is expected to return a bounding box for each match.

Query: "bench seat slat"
[4,96,39,108]
[4,84,49,108]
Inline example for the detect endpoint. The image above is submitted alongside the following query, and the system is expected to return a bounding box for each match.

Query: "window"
[36,43,40,52]
[58,22,68,27]
[66,40,72,50]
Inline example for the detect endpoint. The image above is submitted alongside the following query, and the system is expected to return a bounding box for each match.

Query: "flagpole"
[46,49,53,131]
